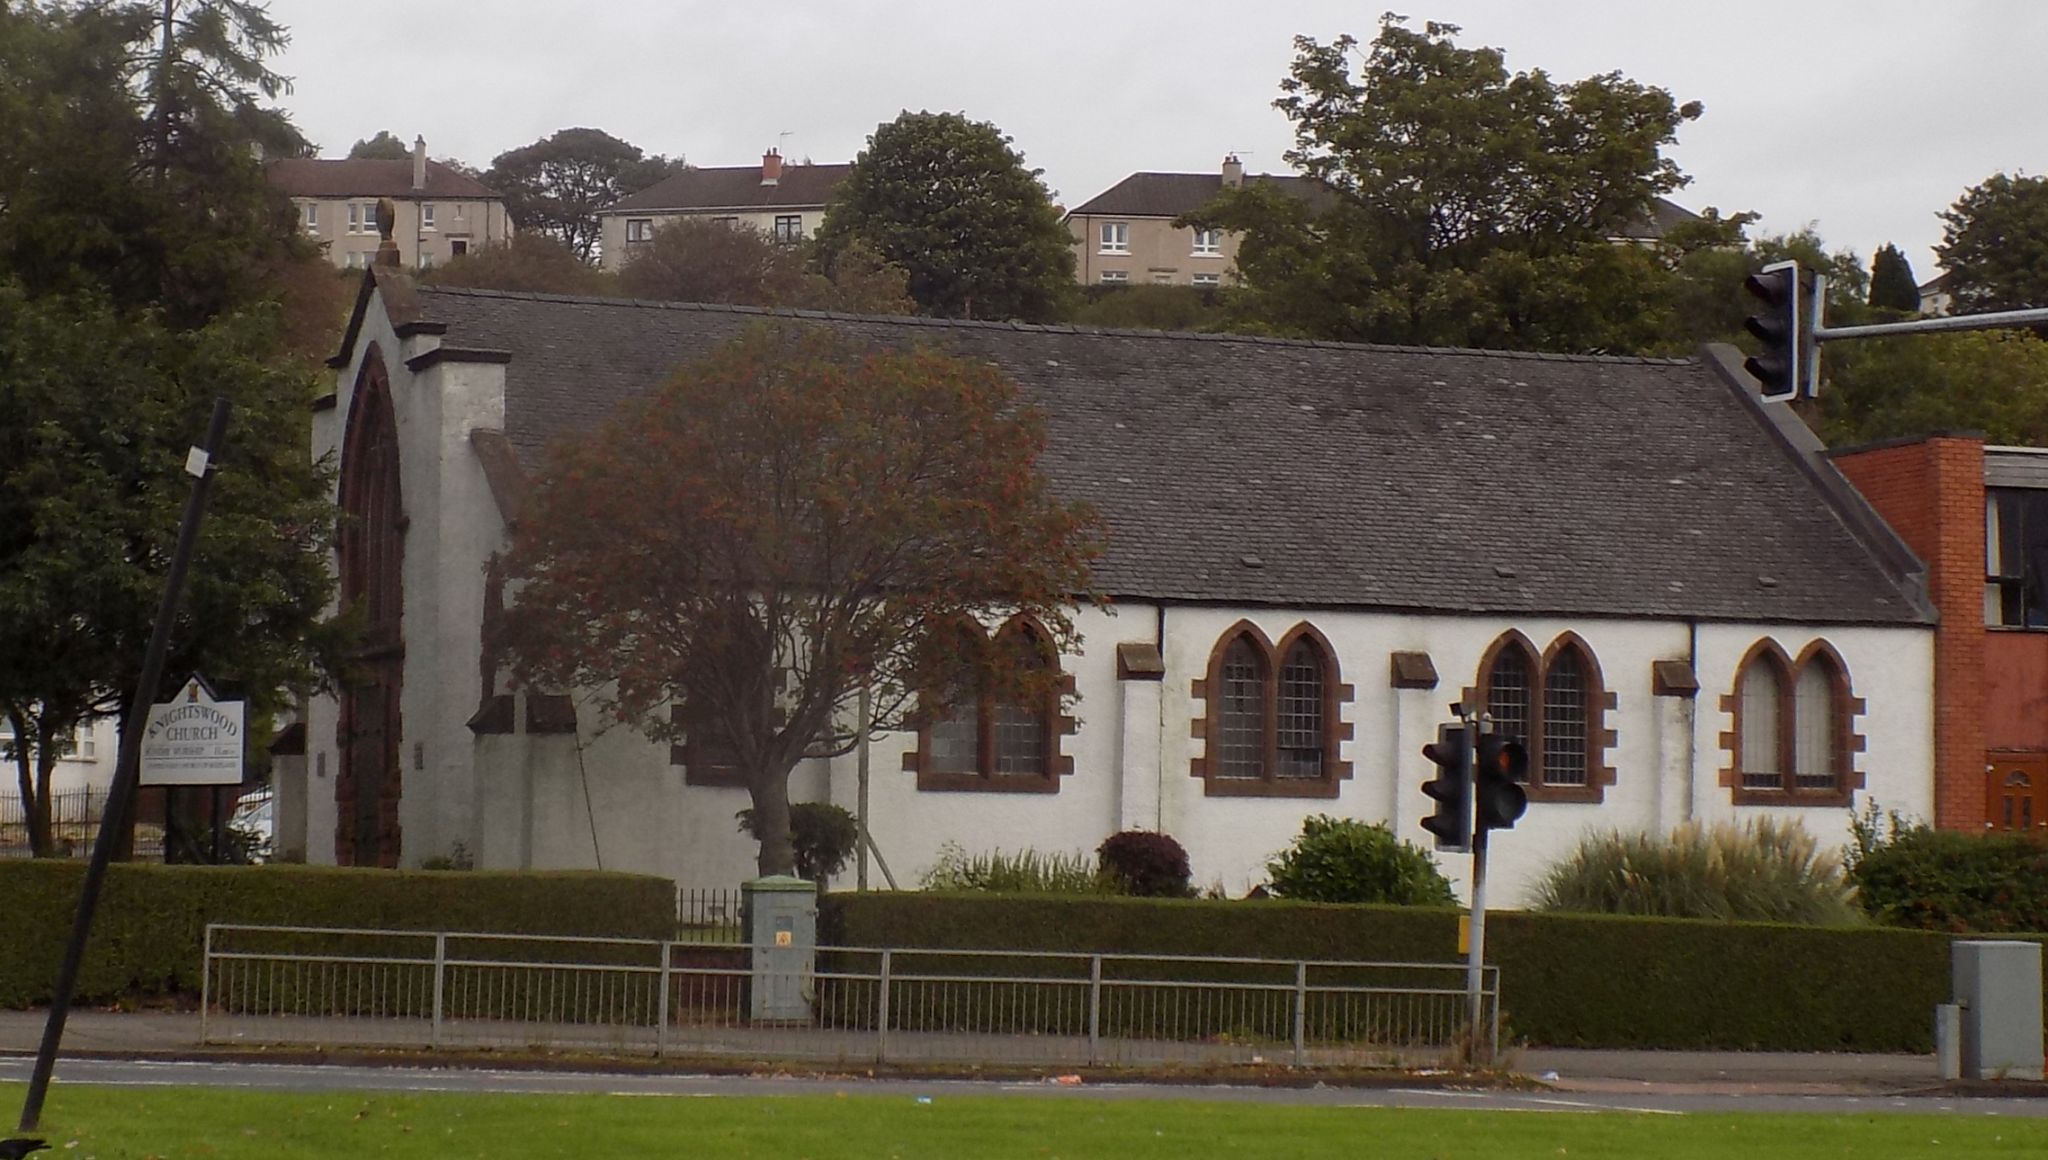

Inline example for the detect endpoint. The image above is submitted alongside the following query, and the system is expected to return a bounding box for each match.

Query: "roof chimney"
[761,149,783,186]
[412,135,428,192]
[1221,154,1243,189]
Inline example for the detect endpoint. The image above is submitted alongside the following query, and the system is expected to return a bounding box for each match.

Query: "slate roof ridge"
[411,284,1696,368]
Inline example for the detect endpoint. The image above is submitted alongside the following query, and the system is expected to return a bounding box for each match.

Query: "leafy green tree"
[814,110,1074,322]
[1867,243,1921,314]
[496,324,1100,876]
[484,128,685,262]
[348,130,411,160]
[1820,329,2048,447]
[0,284,338,856]
[0,0,309,327]
[422,233,616,296]
[1937,173,2048,314]
[617,219,914,315]
[1070,285,1234,332]
[1188,16,1701,351]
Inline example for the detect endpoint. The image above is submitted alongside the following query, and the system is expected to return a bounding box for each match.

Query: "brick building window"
[1191,621,1352,797]
[1471,632,1615,802]
[905,618,1073,792]
[1722,639,1865,805]
[1987,487,2048,627]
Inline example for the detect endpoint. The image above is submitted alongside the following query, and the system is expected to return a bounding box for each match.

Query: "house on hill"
[283,267,1935,903]
[596,150,850,270]
[267,136,512,270]
[1065,155,1702,288]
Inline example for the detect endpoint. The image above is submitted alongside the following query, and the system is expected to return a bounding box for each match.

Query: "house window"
[710,216,740,226]
[1723,640,1863,804]
[349,202,380,234]
[1986,487,2048,626]
[449,239,469,257]
[421,203,436,230]
[1191,228,1223,256]
[1473,632,1613,801]
[669,702,748,788]
[906,619,1072,793]
[301,203,318,233]
[1098,270,1128,285]
[1191,621,1351,797]
[1191,273,1222,288]
[417,252,433,271]
[1099,221,1129,254]
[1151,272,1174,285]
[773,215,803,243]
[626,218,655,244]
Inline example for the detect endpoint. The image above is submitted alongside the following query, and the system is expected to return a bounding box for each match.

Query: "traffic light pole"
[1464,711,1492,1065]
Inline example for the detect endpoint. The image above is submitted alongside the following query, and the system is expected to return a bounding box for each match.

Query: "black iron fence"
[0,789,163,860]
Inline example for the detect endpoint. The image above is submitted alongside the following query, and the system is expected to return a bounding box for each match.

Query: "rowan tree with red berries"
[496,323,1100,877]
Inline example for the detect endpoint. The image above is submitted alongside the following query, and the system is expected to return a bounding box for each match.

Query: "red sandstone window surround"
[1467,631,1616,803]
[904,618,1075,793]
[1190,621,1353,798]
[1721,639,1865,806]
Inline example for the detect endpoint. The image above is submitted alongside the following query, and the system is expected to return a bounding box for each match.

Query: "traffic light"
[1420,724,1471,852]
[1742,260,1817,402]
[1474,734,1529,832]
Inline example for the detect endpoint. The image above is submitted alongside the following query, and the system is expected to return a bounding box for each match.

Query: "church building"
[281,266,1936,905]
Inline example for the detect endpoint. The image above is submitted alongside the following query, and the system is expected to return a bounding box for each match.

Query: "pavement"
[0,1008,1970,1098]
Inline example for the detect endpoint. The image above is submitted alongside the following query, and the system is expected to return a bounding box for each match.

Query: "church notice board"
[139,675,246,787]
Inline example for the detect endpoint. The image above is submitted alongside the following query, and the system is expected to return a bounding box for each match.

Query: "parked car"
[228,788,274,863]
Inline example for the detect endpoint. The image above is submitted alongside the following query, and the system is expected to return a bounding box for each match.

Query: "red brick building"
[1835,434,2048,833]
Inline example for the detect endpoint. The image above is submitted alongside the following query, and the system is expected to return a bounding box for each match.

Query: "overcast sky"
[264,1,2044,283]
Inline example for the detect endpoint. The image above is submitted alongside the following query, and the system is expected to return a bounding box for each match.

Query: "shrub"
[1096,830,1193,898]
[1264,815,1456,905]
[0,862,675,1009]
[821,892,1972,1052]
[1849,803,2048,931]
[737,802,860,886]
[918,841,1111,894]
[1534,818,1860,925]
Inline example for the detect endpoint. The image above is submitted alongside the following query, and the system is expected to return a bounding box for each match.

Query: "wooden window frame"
[1720,638,1865,806]
[1465,631,1617,804]
[1190,620,1354,799]
[903,617,1075,793]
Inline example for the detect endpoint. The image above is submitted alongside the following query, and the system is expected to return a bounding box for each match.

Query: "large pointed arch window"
[907,618,1073,792]
[1473,632,1614,802]
[1724,640,1862,805]
[1192,622,1352,797]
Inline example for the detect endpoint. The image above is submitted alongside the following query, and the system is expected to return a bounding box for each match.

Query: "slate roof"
[1066,172,1330,218]
[395,285,1929,626]
[267,158,500,200]
[1068,171,1694,242]
[602,164,853,215]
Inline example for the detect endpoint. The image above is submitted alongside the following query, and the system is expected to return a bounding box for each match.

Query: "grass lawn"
[4,1082,2045,1159]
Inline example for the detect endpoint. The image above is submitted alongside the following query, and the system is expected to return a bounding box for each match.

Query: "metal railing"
[201,923,1497,1067]
[675,886,743,943]
[0,789,163,860]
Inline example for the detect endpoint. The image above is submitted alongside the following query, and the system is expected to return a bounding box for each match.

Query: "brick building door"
[1986,753,2048,833]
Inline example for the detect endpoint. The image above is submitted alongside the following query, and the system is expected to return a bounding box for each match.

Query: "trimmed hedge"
[821,892,2038,1052]
[0,861,675,1009]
